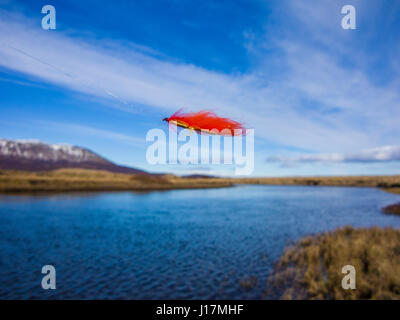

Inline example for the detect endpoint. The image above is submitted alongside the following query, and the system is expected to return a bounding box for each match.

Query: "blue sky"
[0,0,400,176]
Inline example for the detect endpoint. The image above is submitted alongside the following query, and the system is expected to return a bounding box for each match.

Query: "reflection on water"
[0,185,399,299]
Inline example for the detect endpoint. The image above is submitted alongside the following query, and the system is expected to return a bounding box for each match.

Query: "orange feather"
[163,110,245,136]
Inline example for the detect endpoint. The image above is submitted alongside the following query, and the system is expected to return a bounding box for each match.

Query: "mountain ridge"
[0,139,146,174]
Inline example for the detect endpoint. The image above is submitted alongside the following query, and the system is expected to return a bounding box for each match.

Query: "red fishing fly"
[163,110,245,136]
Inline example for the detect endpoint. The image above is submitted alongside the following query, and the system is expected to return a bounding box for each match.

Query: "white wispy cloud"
[0,117,144,146]
[0,3,399,155]
[35,121,144,146]
[267,145,400,164]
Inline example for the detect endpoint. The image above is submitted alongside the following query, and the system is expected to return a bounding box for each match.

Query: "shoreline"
[1,168,400,194]
[0,169,233,193]
[382,202,400,215]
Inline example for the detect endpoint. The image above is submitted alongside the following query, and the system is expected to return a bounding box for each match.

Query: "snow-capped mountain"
[0,139,145,174]
[0,139,109,163]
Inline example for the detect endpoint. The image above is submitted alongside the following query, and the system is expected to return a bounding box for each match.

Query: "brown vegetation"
[266,226,400,300]
[382,203,400,215]
[1,168,400,194]
[230,175,400,190]
[0,168,232,193]
[383,188,400,195]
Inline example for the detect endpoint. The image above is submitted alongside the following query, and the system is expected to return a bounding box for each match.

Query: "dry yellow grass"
[1,169,400,193]
[0,168,232,193]
[267,226,400,300]
[231,175,400,189]
[383,188,400,195]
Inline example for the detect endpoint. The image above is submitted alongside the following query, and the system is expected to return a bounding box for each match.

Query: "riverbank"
[230,175,400,194]
[383,188,400,195]
[0,169,233,193]
[1,169,400,194]
[382,202,400,215]
[266,226,400,300]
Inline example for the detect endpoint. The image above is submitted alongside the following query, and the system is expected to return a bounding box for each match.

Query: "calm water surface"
[1,185,400,299]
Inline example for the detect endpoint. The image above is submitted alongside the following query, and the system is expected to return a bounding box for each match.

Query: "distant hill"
[0,139,146,174]
[183,174,216,179]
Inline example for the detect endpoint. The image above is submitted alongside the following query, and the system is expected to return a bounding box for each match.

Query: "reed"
[267,226,400,300]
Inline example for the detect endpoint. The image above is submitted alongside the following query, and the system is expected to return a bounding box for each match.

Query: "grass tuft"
[266,226,400,300]
[382,203,400,215]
